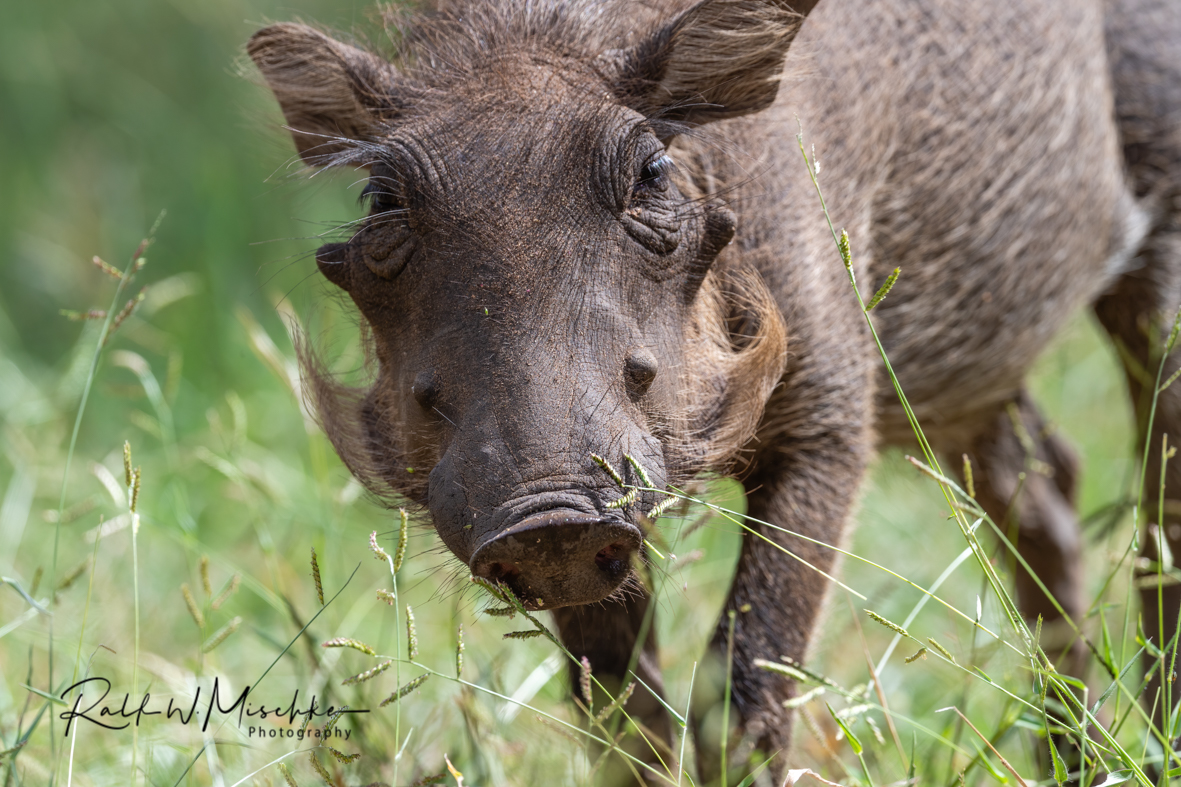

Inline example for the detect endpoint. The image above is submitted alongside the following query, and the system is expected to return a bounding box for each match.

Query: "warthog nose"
[470,510,642,610]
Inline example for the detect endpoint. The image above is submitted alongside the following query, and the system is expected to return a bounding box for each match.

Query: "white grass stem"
[874,547,973,674]
[225,747,312,787]
[498,652,564,723]
[677,661,696,787]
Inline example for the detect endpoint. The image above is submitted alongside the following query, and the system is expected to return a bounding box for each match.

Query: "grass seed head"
[342,659,393,686]
[181,583,205,629]
[410,775,447,786]
[323,705,347,735]
[865,267,900,311]
[123,441,132,487]
[865,714,886,745]
[783,685,826,709]
[594,681,635,724]
[201,616,241,653]
[535,714,585,745]
[199,555,211,596]
[590,453,624,487]
[604,487,638,510]
[763,656,844,690]
[92,255,124,280]
[503,629,545,640]
[407,604,419,659]
[470,575,513,605]
[322,637,376,656]
[624,454,653,487]
[865,609,910,638]
[380,674,429,707]
[106,287,146,343]
[45,498,97,525]
[60,308,107,321]
[394,508,409,572]
[838,229,852,270]
[1168,304,1181,354]
[646,495,678,520]
[129,467,141,513]
[210,573,240,611]
[905,647,928,664]
[377,588,396,605]
[1160,364,1181,394]
[670,549,704,570]
[580,656,593,711]
[276,762,297,787]
[456,624,464,677]
[754,658,809,682]
[310,546,324,605]
[369,530,390,562]
[309,752,332,785]
[927,637,956,663]
[56,559,90,593]
[326,746,360,764]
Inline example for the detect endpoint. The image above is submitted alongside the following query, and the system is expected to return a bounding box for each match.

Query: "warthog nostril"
[470,509,642,609]
[486,561,520,583]
[594,543,629,571]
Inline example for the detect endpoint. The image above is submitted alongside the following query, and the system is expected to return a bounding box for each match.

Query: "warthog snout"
[470,510,642,610]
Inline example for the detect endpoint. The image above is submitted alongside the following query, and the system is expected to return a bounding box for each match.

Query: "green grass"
[0,1,1166,785]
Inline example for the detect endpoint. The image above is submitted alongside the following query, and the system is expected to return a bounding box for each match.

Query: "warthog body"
[250,0,1181,780]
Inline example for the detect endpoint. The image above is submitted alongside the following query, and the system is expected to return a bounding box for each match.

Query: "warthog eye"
[354,171,417,279]
[632,154,673,201]
[622,152,681,259]
[361,181,404,216]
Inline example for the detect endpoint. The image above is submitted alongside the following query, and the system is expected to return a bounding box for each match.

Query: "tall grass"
[0,158,1164,786]
[0,4,1163,783]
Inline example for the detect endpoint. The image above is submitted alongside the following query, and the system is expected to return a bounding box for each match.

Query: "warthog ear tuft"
[248,23,400,165]
[605,0,818,125]
[682,261,788,471]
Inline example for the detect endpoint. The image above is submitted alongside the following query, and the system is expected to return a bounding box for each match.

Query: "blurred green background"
[0,0,1147,784]
[0,0,382,398]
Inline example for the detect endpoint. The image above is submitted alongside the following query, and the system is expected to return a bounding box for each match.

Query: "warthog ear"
[248,23,399,165]
[606,0,818,125]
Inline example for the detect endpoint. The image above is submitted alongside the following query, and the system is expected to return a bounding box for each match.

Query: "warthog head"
[250,1,801,609]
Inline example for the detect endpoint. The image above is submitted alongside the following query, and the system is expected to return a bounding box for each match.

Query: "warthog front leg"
[960,390,1085,668]
[691,317,877,784]
[691,456,869,784]
[552,589,674,785]
[956,390,1087,778]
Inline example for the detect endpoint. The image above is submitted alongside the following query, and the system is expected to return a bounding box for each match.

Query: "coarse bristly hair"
[254,0,799,509]
[248,0,807,166]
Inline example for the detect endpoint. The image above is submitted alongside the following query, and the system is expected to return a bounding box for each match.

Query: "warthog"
[249,0,1180,780]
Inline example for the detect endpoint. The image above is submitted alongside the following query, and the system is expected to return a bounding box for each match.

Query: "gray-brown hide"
[250,0,1181,782]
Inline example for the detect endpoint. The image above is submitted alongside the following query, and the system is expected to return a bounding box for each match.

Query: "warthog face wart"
[249,4,795,609]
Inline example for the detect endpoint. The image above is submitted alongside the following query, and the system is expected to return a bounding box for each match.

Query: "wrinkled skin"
[295,50,787,612]
[250,0,1181,782]
[318,72,734,603]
